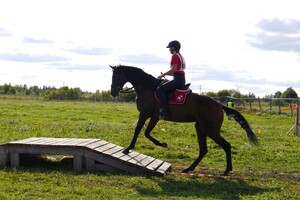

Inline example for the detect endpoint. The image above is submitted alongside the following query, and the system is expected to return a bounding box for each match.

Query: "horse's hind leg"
[182,122,208,173]
[198,121,232,175]
[210,134,232,176]
[144,117,168,148]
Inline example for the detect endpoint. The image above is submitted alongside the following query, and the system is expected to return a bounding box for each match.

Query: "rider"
[157,40,186,118]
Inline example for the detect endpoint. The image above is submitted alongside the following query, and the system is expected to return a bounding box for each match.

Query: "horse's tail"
[222,106,258,145]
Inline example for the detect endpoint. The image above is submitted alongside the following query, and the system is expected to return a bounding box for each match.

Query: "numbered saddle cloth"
[155,89,191,105]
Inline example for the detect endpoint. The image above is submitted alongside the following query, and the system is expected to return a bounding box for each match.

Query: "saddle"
[155,83,191,105]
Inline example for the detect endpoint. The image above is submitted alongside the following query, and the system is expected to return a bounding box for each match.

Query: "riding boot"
[159,95,170,118]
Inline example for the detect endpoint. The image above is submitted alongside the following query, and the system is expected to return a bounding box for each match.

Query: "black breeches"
[157,74,185,107]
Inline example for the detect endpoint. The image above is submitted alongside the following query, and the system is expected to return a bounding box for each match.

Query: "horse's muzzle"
[110,86,121,97]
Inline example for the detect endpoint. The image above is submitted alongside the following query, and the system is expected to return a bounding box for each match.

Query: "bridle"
[112,69,162,95]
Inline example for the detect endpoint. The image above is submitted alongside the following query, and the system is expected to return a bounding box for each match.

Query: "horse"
[110,65,258,176]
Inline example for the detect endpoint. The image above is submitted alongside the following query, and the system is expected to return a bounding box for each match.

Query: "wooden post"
[0,145,8,167]
[258,97,262,111]
[286,100,300,137]
[290,103,293,115]
[270,99,272,111]
[11,153,20,167]
[295,101,299,137]
[73,155,83,173]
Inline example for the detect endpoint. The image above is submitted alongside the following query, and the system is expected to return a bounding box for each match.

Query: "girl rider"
[157,40,186,119]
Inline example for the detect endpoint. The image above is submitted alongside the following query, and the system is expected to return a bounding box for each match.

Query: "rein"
[120,87,135,93]
[119,79,163,94]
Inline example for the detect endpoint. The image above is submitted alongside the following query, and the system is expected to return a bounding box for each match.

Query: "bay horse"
[110,65,258,175]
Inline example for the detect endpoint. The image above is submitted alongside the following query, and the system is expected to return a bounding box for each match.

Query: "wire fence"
[218,96,300,115]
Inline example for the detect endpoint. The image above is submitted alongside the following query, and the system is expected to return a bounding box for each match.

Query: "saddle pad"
[155,89,191,105]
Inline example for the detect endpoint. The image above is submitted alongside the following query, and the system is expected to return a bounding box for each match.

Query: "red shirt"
[170,53,185,75]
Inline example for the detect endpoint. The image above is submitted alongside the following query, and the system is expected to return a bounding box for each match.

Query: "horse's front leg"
[145,117,168,148]
[123,113,147,154]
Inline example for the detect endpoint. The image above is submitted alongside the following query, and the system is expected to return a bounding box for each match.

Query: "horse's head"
[110,65,128,97]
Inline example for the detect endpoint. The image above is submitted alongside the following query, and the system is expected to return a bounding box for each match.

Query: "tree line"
[0,83,136,102]
[0,83,298,103]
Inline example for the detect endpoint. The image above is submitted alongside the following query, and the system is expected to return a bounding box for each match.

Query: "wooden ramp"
[0,137,171,176]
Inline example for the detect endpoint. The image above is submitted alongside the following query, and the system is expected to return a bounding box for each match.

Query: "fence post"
[258,97,262,111]
[286,100,300,137]
[295,101,299,137]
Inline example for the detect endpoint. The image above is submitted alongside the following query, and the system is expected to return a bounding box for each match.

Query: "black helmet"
[166,40,181,50]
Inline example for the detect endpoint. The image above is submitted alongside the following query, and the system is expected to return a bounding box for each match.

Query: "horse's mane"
[116,65,158,85]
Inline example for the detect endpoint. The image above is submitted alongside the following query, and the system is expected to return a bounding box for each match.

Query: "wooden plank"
[60,139,93,146]
[53,138,84,146]
[128,153,147,165]
[111,149,126,159]
[9,137,44,144]
[102,146,124,156]
[146,159,164,171]
[76,139,100,147]
[46,138,75,145]
[10,153,20,167]
[94,163,122,173]
[156,162,172,174]
[118,151,140,162]
[86,158,95,171]
[94,143,115,153]
[85,149,147,174]
[138,156,156,168]
[85,140,108,150]
[7,144,84,155]
[24,137,59,145]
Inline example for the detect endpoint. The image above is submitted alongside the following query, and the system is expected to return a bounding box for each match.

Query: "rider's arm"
[158,64,177,79]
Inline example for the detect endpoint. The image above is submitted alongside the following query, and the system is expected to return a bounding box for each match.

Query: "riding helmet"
[166,40,181,50]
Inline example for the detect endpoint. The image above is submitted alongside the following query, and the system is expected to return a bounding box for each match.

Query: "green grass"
[0,97,299,199]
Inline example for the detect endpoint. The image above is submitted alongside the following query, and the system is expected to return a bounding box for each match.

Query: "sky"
[1,0,300,97]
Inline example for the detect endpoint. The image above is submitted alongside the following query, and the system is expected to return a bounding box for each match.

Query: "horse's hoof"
[161,142,168,148]
[222,170,231,176]
[181,168,191,174]
[122,149,130,155]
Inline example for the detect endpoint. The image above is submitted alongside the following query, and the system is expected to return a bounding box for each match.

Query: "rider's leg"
[157,80,178,117]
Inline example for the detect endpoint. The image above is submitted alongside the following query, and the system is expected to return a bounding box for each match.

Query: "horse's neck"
[127,71,157,93]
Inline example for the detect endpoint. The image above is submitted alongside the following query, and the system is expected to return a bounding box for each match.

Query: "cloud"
[249,33,300,52]
[119,53,166,64]
[0,27,11,36]
[256,19,300,34]
[23,37,54,44]
[189,65,246,82]
[68,47,112,55]
[249,18,300,53]
[48,63,108,72]
[0,53,70,62]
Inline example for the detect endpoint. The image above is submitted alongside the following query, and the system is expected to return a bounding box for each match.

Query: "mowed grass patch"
[0,97,299,199]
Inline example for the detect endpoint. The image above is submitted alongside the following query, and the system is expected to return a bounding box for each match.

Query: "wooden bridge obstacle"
[0,137,171,176]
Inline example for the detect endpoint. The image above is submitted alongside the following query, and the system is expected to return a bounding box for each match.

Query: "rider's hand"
[157,74,164,79]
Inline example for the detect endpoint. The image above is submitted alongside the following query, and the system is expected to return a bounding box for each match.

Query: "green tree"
[282,87,298,102]
[205,91,217,97]
[274,91,282,98]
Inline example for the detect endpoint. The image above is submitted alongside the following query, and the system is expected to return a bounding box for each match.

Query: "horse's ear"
[109,65,115,70]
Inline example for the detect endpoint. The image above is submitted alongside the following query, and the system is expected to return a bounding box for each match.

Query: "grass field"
[0,96,299,199]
